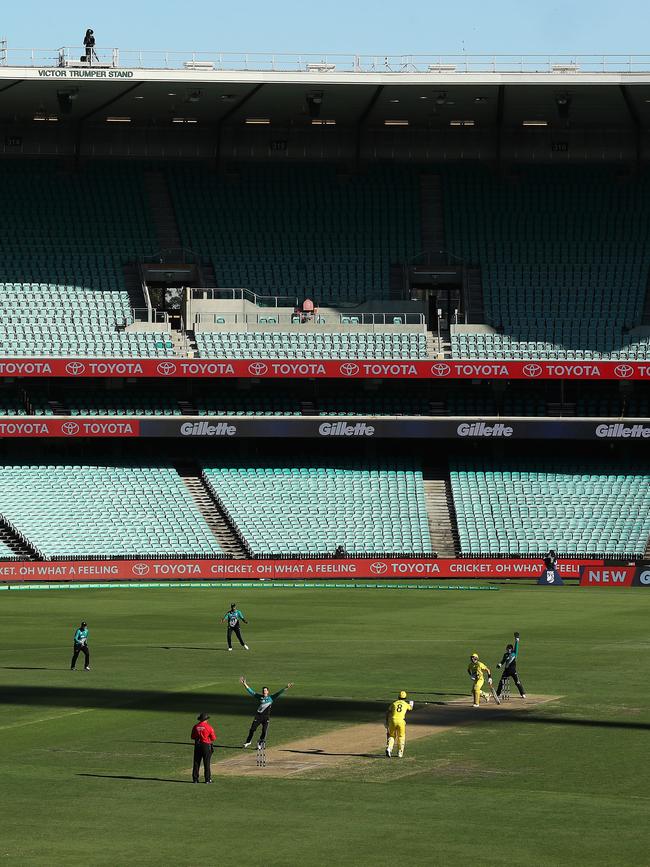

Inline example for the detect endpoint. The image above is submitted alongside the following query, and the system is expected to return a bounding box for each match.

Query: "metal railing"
[3,48,650,74]
[190,287,300,308]
[194,311,425,328]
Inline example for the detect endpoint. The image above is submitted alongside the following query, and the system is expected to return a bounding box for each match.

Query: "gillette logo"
[180,422,237,437]
[595,424,650,439]
[457,422,513,438]
[318,422,375,437]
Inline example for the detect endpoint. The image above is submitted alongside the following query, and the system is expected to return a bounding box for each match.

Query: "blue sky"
[2,0,647,56]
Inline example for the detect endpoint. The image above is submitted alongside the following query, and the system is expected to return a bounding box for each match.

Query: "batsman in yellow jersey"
[385,690,414,758]
[468,652,493,708]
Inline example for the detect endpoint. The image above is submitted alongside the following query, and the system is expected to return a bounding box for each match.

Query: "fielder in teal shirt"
[222,603,249,651]
[71,621,90,671]
[240,676,293,748]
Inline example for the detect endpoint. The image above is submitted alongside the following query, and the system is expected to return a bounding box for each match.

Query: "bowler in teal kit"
[240,676,293,748]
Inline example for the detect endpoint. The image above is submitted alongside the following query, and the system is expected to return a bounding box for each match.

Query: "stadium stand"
[201,461,433,556]
[450,458,650,557]
[194,329,428,359]
[0,389,27,415]
[28,389,182,417]
[0,162,174,358]
[167,164,421,304]
[443,166,650,359]
[0,536,18,560]
[0,464,224,559]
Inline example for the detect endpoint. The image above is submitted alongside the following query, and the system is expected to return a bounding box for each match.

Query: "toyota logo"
[248,362,268,376]
[132,563,150,576]
[61,422,80,437]
[340,363,360,377]
[370,561,388,575]
[157,362,177,377]
[66,361,85,376]
[523,363,543,378]
[430,363,451,377]
[614,364,634,379]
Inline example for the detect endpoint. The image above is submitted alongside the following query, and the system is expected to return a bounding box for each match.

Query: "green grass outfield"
[0,585,648,867]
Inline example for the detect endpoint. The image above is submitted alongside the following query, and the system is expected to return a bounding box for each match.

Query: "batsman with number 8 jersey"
[385,691,414,758]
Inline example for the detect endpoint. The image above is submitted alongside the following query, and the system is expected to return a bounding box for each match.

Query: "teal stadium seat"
[449,458,650,557]
[443,166,650,360]
[202,460,432,556]
[167,164,421,305]
[0,464,223,559]
[0,162,172,358]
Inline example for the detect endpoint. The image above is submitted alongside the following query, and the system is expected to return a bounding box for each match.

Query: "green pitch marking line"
[0,581,499,591]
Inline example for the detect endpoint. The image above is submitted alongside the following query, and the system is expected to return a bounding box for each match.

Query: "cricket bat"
[490,685,501,705]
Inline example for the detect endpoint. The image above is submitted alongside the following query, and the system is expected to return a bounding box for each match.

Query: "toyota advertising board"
[0,557,603,583]
[2,358,650,381]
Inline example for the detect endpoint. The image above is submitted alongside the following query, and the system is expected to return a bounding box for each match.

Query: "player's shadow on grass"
[1,666,51,670]
[410,691,468,697]
[130,741,241,750]
[160,647,229,652]
[78,773,194,785]
[283,748,384,759]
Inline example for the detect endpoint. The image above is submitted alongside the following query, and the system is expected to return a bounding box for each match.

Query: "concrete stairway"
[422,469,459,557]
[465,267,486,324]
[144,170,182,251]
[123,262,147,311]
[0,521,37,560]
[420,174,446,263]
[176,464,247,558]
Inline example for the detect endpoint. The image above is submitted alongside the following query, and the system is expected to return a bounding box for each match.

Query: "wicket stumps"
[501,679,511,701]
[256,742,267,767]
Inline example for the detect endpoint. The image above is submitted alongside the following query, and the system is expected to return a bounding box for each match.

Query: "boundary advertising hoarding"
[1,417,650,440]
[1,358,650,381]
[579,564,650,586]
[0,557,603,583]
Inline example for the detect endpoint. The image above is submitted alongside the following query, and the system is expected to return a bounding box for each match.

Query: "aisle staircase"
[0,520,38,560]
[175,464,247,558]
[422,467,459,556]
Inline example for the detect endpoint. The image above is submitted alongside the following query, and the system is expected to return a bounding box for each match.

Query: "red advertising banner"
[0,557,604,583]
[0,419,140,438]
[0,358,649,381]
[579,565,637,586]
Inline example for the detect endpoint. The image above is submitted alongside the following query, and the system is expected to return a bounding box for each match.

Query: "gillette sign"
[457,422,513,438]
[179,422,237,437]
[595,423,650,439]
[318,422,375,437]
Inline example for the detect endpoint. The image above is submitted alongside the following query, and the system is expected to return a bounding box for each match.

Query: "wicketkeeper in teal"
[223,603,249,652]
[70,621,90,671]
[240,676,293,748]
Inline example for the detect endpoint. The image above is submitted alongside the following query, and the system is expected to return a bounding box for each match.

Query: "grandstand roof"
[1,63,650,128]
